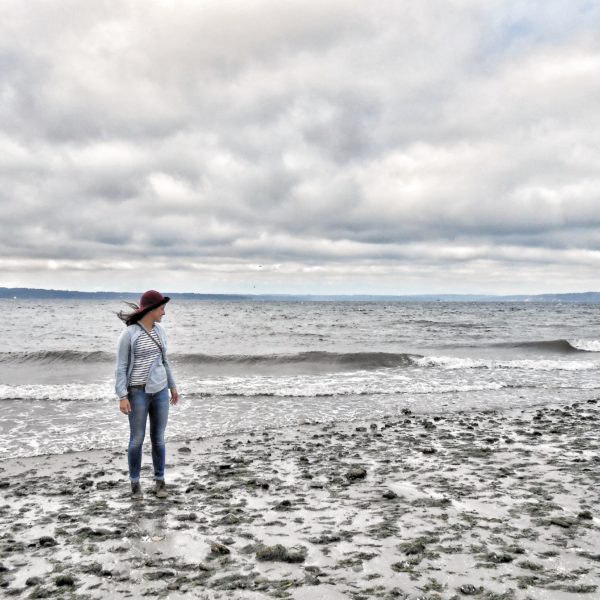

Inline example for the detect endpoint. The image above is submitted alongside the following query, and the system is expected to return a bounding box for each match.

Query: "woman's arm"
[156,324,177,391]
[170,388,179,405]
[115,328,131,400]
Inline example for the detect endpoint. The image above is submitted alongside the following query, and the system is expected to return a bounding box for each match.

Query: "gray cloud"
[1,0,600,293]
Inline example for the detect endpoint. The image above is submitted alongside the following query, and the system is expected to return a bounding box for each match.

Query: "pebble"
[486,552,514,563]
[550,516,577,528]
[38,536,57,547]
[346,466,367,481]
[55,575,76,587]
[256,543,306,563]
[144,569,176,580]
[210,542,230,555]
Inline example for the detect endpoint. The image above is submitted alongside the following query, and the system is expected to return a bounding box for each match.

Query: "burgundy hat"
[131,290,170,321]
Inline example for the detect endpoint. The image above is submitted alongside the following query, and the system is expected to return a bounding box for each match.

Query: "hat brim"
[130,296,170,322]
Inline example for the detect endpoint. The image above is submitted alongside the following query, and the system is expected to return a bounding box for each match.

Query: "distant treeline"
[0,288,251,301]
[2,287,600,303]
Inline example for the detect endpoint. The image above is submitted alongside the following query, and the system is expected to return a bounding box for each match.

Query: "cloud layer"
[1,0,600,293]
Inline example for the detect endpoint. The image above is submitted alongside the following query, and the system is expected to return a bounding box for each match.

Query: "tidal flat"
[0,401,599,599]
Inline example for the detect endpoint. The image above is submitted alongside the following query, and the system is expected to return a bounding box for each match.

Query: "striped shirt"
[129,328,162,386]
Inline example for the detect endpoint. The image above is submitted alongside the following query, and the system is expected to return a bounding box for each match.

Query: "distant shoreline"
[2,287,600,303]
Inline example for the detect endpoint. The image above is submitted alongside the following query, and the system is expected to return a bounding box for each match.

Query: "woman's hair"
[117,302,142,326]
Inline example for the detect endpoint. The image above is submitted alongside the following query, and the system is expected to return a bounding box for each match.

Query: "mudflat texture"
[0,401,599,599]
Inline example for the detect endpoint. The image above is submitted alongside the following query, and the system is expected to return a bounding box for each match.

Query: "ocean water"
[1,299,599,459]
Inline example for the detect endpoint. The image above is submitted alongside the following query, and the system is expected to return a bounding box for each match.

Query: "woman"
[115,290,179,499]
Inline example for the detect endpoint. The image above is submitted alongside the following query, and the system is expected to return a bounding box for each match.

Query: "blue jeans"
[127,386,169,482]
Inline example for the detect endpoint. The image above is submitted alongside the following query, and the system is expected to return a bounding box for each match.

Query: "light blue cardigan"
[115,323,177,399]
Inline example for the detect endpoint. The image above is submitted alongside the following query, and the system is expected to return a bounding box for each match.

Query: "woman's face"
[149,304,166,323]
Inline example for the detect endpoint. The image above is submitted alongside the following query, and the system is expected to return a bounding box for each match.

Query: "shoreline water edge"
[3,300,600,460]
[1,400,599,599]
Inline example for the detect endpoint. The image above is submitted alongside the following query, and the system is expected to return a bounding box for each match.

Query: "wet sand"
[0,400,599,599]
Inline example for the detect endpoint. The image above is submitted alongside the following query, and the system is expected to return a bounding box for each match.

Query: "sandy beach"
[0,400,599,600]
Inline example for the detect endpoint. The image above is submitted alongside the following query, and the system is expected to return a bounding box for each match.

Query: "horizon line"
[2,286,600,299]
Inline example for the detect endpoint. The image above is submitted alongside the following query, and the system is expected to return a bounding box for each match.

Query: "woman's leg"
[128,388,150,482]
[149,387,170,481]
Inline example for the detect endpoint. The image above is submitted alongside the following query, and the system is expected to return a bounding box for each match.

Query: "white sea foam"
[414,355,600,371]
[569,339,600,352]
[1,355,598,403]
[0,372,505,402]
[186,370,508,397]
[0,383,113,402]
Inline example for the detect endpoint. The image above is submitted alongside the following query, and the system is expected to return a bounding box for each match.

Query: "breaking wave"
[0,350,421,370]
[491,339,600,354]
[415,355,600,371]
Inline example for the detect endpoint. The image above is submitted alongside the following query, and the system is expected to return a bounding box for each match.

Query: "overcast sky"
[1,0,599,295]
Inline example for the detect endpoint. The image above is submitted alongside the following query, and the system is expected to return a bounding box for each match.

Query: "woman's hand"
[170,388,179,405]
[119,397,131,415]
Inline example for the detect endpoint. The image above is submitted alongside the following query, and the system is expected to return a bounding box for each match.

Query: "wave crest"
[491,339,600,354]
[0,350,113,364]
[174,351,419,369]
[0,350,420,370]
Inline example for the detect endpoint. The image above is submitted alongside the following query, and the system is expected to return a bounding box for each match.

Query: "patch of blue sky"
[479,2,600,66]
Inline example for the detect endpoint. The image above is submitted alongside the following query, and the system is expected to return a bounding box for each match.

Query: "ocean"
[1,299,599,459]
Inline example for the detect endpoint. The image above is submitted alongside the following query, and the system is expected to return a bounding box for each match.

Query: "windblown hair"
[117,302,142,326]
